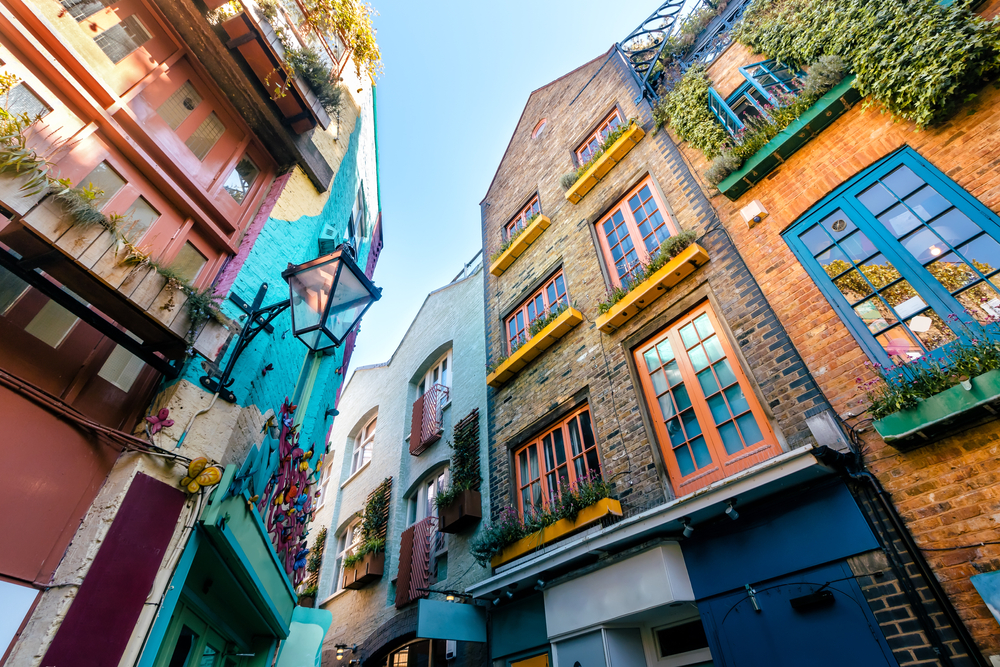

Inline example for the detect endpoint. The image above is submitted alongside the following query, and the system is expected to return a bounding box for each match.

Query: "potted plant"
[435,410,483,533]
[298,584,317,607]
[343,478,391,589]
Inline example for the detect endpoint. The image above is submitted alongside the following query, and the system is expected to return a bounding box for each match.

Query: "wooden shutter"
[395,524,416,608]
[409,395,424,455]
[394,516,433,609]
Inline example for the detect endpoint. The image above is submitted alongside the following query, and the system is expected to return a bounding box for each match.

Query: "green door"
[155,604,246,667]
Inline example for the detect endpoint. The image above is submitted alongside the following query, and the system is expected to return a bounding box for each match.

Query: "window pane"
[881,280,924,318]
[697,368,718,396]
[707,394,730,425]
[0,266,29,315]
[223,156,260,204]
[690,436,712,468]
[664,360,682,386]
[839,230,877,262]
[580,411,596,450]
[693,313,714,338]
[931,209,981,246]
[820,210,856,241]
[120,197,160,242]
[713,359,737,387]
[657,393,676,421]
[688,345,709,372]
[673,384,692,411]
[719,421,743,454]
[736,412,765,446]
[98,344,145,391]
[666,417,685,446]
[906,311,954,352]
[926,253,978,293]
[703,335,724,363]
[859,254,901,290]
[6,84,50,118]
[817,245,851,277]
[881,165,923,198]
[799,225,832,255]
[905,185,951,222]
[857,182,895,215]
[957,282,1000,323]
[186,113,225,161]
[24,300,78,347]
[568,417,583,457]
[60,0,110,21]
[656,339,675,362]
[643,347,660,372]
[724,384,751,415]
[170,242,207,283]
[878,203,922,239]
[551,429,566,467]
[80,162,125,210]
[901,227,948,264]
[875,326,923,361]
[95,15,152,64]
[157,81,202,130]
[853,296,898,334]
[679,323,699,348]
[681,409,701,438]
[675,444,695,476]
[650,369,667,395]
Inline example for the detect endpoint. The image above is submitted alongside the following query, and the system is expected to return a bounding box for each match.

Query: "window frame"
[575,108,624,165]
[708,58,801,139]
[595,175,679,286]
[419,349,452,395]
[504,269,569,354]
[784,147,1000,367]
[333,519,362,593]
[350,415,376,475]
[504,195,541,241]
[634,302,781,496]
[512,405,601,519]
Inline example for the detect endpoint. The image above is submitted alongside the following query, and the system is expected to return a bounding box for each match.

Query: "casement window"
[5,83,51,119]
[708,59,801,138]
[419,350,451,394]
[316,463,332,509]
[97,344,145,391]
[505,269,569,353]
[505,196,541,240]
[596,176,677,285]
[785,149,1000,365]
[169,242,207,283]
[80,162,126,210]
[407,468,448,526]
[223,156,260,205]
[577,109,623,164]
[635,303,780,495]
[185,112,225,161]
[157,81,202,130]
[334,519,361,593]
[513,405,601,517]
[94,15,152,65]
[351,415,376,474]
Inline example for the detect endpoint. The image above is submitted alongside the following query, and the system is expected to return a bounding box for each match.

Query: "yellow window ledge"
[489,215,552,277]
[491,498,623,568]
[486,307,583,388]
[595,243,710,334]
[564,123,646,204]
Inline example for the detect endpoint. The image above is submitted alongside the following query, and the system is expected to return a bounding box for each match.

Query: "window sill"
[873,368,1000,448]
[489,215,552,277]
[320,587,350,606]
[565,122,645,204]
[718,76,860,201]
[341,461,371,489]
[486,307,584,388]
[595,244,710,334]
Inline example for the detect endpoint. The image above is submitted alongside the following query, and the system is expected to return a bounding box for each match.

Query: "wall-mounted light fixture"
[335,644,358,661]
[726,498,739,521]
[740,200,768,229]
[681,517,694,538]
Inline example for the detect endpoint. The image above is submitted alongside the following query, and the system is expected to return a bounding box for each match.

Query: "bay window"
[596,176,677,284]
[577,109,623,164]
[635,303,780,495]
[505,269,569,353]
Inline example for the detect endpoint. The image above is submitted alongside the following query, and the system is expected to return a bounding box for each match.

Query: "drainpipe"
[175,390,221,449]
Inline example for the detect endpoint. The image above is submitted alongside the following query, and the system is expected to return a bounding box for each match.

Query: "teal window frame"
[783,147,1000,366]
[708,59,802,140]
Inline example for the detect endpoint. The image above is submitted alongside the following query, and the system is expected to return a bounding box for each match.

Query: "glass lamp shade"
[282,249,381,351]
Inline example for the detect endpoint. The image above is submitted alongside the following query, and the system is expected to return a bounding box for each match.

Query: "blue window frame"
[784,148,1000,366]
[708,59,802,139]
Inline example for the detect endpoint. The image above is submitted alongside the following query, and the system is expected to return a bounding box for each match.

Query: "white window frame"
[418,349,452,398]
[333,519,362,594]
[316,463,332,509]
[407,467,448,526]
[350,415,376,475]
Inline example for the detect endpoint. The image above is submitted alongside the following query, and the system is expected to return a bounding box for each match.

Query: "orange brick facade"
[668,24,1000,656]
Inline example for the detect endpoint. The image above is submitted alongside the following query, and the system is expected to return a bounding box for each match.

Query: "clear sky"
[347,0,660,372]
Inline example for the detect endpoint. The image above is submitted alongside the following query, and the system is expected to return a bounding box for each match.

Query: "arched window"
[532,118,547,139]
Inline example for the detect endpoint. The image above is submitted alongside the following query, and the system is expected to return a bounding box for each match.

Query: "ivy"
[653,66,729,159]
[733,0,1000,128]
[302,0,383,79]
[434,410,482,509]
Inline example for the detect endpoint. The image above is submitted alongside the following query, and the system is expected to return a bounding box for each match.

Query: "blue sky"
[347,0,659,371]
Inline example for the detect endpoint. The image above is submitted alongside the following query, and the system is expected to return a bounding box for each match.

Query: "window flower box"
[343,551,384,590]
[438,489,482,534]
[596,243,710,334]
[487,307,584,388]
[718,76,860,201]
[489,215,552,277]
[565,123,646,204]
[491,498,623,568]
[873,369,1000,448]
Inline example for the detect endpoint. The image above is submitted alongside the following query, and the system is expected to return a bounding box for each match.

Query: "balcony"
[395,516,436,608]
[595,244,710,334]
[487,307,584,388]
[718,77,860,201]
[565,123,645,204]
[409,383,449,455]
[489,215,551,277]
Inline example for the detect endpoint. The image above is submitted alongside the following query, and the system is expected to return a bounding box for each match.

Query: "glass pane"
[820,210,856,240]
[881,280,925,319]
[703,335,724,363]
[736,413,765,447]
[186,112,225,161]
[24,300,78,347]
[643,347,660,372]
[697,368,719,397]
[690,436,712,469]
[650,369,667,395]
[679,323,699,348]
[0,266,28,315]
[7,83,50,118]
[551,429,566,467]
[882,165,923,198]
[906,312,954,351]
[223,156,260,205]
[80,162,125,210]
[714,359,737,387]
[95,15,152,64]
[834,270,872,302]
[675,444,695,477]
[930,209,980,246]
[568,418,583,456]
[857,182,895,215]
[688,345,709,372]
[656,339,675,362]
[693,313,714,338]
[724,384,751,415]
[681,409,702,438]
[658,393,676,421]
[854,296,898,334]
[839,230,877,262]
[875,325,923,360]
[858,254,901,290]
[957,282,1000,323]
[719,421,744,455]
[673,384,692,411]
[157,81,202,130]
[586,448,600,474]
[905,184,951,222]
[528,446,539,478]
[166,626,199,667]
[817,245,851,277]
[120,197,160,242]
[707,394,730,425]
[901,227,949,264]
[518,450,528,482]
[927,253,978,293]
[800,225,832,255]
[956,234,1000,277]
[878,203,922,239]
[542,435,556,471]
[664,360,682,386]
[323,264,375,343]
[580,410,596,450]
[666,417,685,446]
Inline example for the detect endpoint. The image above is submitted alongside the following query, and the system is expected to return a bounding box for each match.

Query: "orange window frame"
[576,109,623,164]
[504,196,541,240]
[504,270,568,354]
[513,405,601,518]
[596,176,678,286]
[634,302,781,497]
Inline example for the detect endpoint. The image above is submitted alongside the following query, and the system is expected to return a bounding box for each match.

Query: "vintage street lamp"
[200,246,380,403]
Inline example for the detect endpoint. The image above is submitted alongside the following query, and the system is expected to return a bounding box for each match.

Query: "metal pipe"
[176,391,221,449]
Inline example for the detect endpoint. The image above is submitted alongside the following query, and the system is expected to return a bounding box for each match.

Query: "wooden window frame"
[504,195,541,241]
[504,269,568,354]
[595,176,678,286]
[634,302,781,496]
[513,405,601,519]
[576,109,624,165]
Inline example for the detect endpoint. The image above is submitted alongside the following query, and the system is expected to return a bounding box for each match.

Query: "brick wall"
[667,35,1000,657]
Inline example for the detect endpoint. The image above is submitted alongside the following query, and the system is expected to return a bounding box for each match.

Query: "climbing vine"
[653,65,729,159]
[301,0,383,79]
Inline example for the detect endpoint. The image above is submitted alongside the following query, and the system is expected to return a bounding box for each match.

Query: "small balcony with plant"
[434,409,483,534]
[409,382,450,455]
[488,213,552,277]
[487,302,584,388]
[561,119,645,204]
[343,477,390,590]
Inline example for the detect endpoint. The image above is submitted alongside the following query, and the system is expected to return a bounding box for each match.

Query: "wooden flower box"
[486,307,584,388]
[343,551,384,590]
[873,369,1000,448]
[489,215,552,277]
[491,498,623,568]
[595,244,710,334]
[438,489,482,534]
[565,123,645,204]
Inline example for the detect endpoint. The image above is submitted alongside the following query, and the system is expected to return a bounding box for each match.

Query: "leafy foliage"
[287,47,343,115]
[434,410,482,509]
[307,526,327,573]
[653,66,729,159]
[566,118,639,187]
[733,0,1000,128]
[343,537,384,567]
[487,302,572,375]
[489,213,539,263]
[800,54,847,100]
[597,230,698,314]
[301,0,383,79]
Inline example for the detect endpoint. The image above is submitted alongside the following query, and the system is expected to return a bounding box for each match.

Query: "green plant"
[559,172,578,191]
[704,150,742,186]
[489,213,539,263]
[0,75,56,196]
[653,66,729,158]
[597,230,698,314]
[300,583,318,597]
[566,119,639,187]
[343,536,385,568]
[434,410,481,509]
[733,0,1000,128]
[301,0,383,79]
[286,47,343,115]
[800,54,847,100]
[307,526,327,573]
[527,301,569,339]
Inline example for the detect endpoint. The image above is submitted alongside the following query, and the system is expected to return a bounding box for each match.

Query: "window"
[635,303,780,495]
[169,242,207,283]
[316,463,332,509]
[709,59,800,138]
[0,266,28,315]
[333,520,361,593]
[408,468,448,525]
[24,300,79,347]
[119,197,160,243]
[351,416,376,474]
[532,118,547,139]
[94,15,152,65]
[79,162,126,210]
[513,406,600,518]
[97,344,145,391]
[577,109,623,164]
[157,81,202,130]
[785,148,1000,365]
[654,618,712,666]
[185,112,225,161]
[5,83,50,118]
[419,349,452,395]
[505,196,541,241]
[223,156,259,205]
[60,0,109,22]
[596,176,676,285]
[505,269,569,354]
[349,183,367,242]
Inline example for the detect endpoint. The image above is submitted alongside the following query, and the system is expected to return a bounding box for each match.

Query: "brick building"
[466,1,991,665]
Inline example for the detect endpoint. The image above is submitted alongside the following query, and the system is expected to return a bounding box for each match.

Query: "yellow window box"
[564,123,646,204]
[489,215,552,277]
[595,243,710,334]
[491,498,623,568]
[486,307,583,388]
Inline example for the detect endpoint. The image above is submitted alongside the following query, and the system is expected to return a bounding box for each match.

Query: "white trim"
[340,460,371,489]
